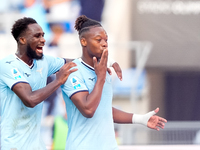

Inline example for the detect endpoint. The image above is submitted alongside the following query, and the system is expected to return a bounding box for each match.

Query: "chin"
[35,54,43,60]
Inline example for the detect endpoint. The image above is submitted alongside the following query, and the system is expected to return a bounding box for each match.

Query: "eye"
[35,34,41,38]
[35,33,45,38]
[96,39,101,42]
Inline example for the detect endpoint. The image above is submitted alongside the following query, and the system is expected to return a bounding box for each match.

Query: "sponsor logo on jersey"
[88,77,95,81]
[6,60,14,64]
[24,73,31,77]
[70,77,81,89]
[36,68,43,77]
[11,68,22,80]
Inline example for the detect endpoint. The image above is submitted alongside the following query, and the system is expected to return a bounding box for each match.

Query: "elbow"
[24,102,36,108]
[82,110,95,118]
[84,113,94,118]
[23,99,36,108]
[26,103,36,108]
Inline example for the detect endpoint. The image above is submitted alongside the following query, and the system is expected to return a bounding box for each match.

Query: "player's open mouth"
[36,46,43,53]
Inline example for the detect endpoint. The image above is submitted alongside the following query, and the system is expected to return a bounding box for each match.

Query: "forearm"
[30,80,61,107]
[82,78,105,117]
[13,80,61,108]
[14,62,77,108]
[112,107,133,124]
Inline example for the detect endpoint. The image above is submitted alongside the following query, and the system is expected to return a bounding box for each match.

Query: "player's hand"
[93,49,108,81]
[107,59,122,81]
[56,62,78,85]
[112,62,122,81]
[147,108,167,131]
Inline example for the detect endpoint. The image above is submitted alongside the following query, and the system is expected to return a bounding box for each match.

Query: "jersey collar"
[78,58,95,71]
[15,54,34,69]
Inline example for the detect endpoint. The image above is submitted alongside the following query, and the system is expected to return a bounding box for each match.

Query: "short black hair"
[11,17,37,42]
[74,15,102,35]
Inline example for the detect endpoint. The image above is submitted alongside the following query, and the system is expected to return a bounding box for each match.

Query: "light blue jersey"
[61,58,118,150]
[0,54,65,150]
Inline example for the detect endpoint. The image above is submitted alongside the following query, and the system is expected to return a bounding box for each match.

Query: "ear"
[19,37,26,45]
[80,38,87,47]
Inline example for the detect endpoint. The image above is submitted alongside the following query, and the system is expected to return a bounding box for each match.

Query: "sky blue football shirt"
[0,54,65,150]
[61,58,118,150]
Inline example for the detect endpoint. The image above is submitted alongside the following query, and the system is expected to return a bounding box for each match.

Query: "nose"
[40,36,46,43]
[101,39,108,47]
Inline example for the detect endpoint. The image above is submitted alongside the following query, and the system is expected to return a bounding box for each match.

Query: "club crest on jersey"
[11,68,22,80]
[70,77,81,89]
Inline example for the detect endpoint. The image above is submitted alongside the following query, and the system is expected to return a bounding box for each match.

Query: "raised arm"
[70,50,108,118]
[13,62,77,108]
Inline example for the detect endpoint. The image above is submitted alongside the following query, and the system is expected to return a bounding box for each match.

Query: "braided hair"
[74,15,102,36]
[11,17,37,42]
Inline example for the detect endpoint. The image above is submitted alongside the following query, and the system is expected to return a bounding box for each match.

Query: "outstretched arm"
[13,62,77,108]
[113,107,167,131]
[112,107,133,123]
[145,108,167,131]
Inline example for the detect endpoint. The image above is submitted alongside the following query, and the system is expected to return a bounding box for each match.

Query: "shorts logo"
[11,68,22,80]
[70,77,81,89]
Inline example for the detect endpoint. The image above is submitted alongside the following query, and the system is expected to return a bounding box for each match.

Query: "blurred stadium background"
[1,0,200,149]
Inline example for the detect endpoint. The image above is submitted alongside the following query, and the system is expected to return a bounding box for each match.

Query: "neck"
[15,52,33,66]
[81,56,94,68]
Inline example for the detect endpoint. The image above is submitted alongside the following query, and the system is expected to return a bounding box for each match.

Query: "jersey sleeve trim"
[64,58,66,64]
[69,90,89,99]
[11,81,29,90]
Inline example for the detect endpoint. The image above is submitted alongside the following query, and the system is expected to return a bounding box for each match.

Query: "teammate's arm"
[13,62,77,108]
[64,58,122,80]
[112,62,122,80]
[107,57,122,81]
[64,58,74,63]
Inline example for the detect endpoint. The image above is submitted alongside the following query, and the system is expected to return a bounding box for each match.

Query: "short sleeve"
[61,69,88,98]
[0,63,28,90]
[44,55,65,76]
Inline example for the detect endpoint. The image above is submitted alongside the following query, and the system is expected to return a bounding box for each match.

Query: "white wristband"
[132,111,156,126]
[107,57,116,67]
